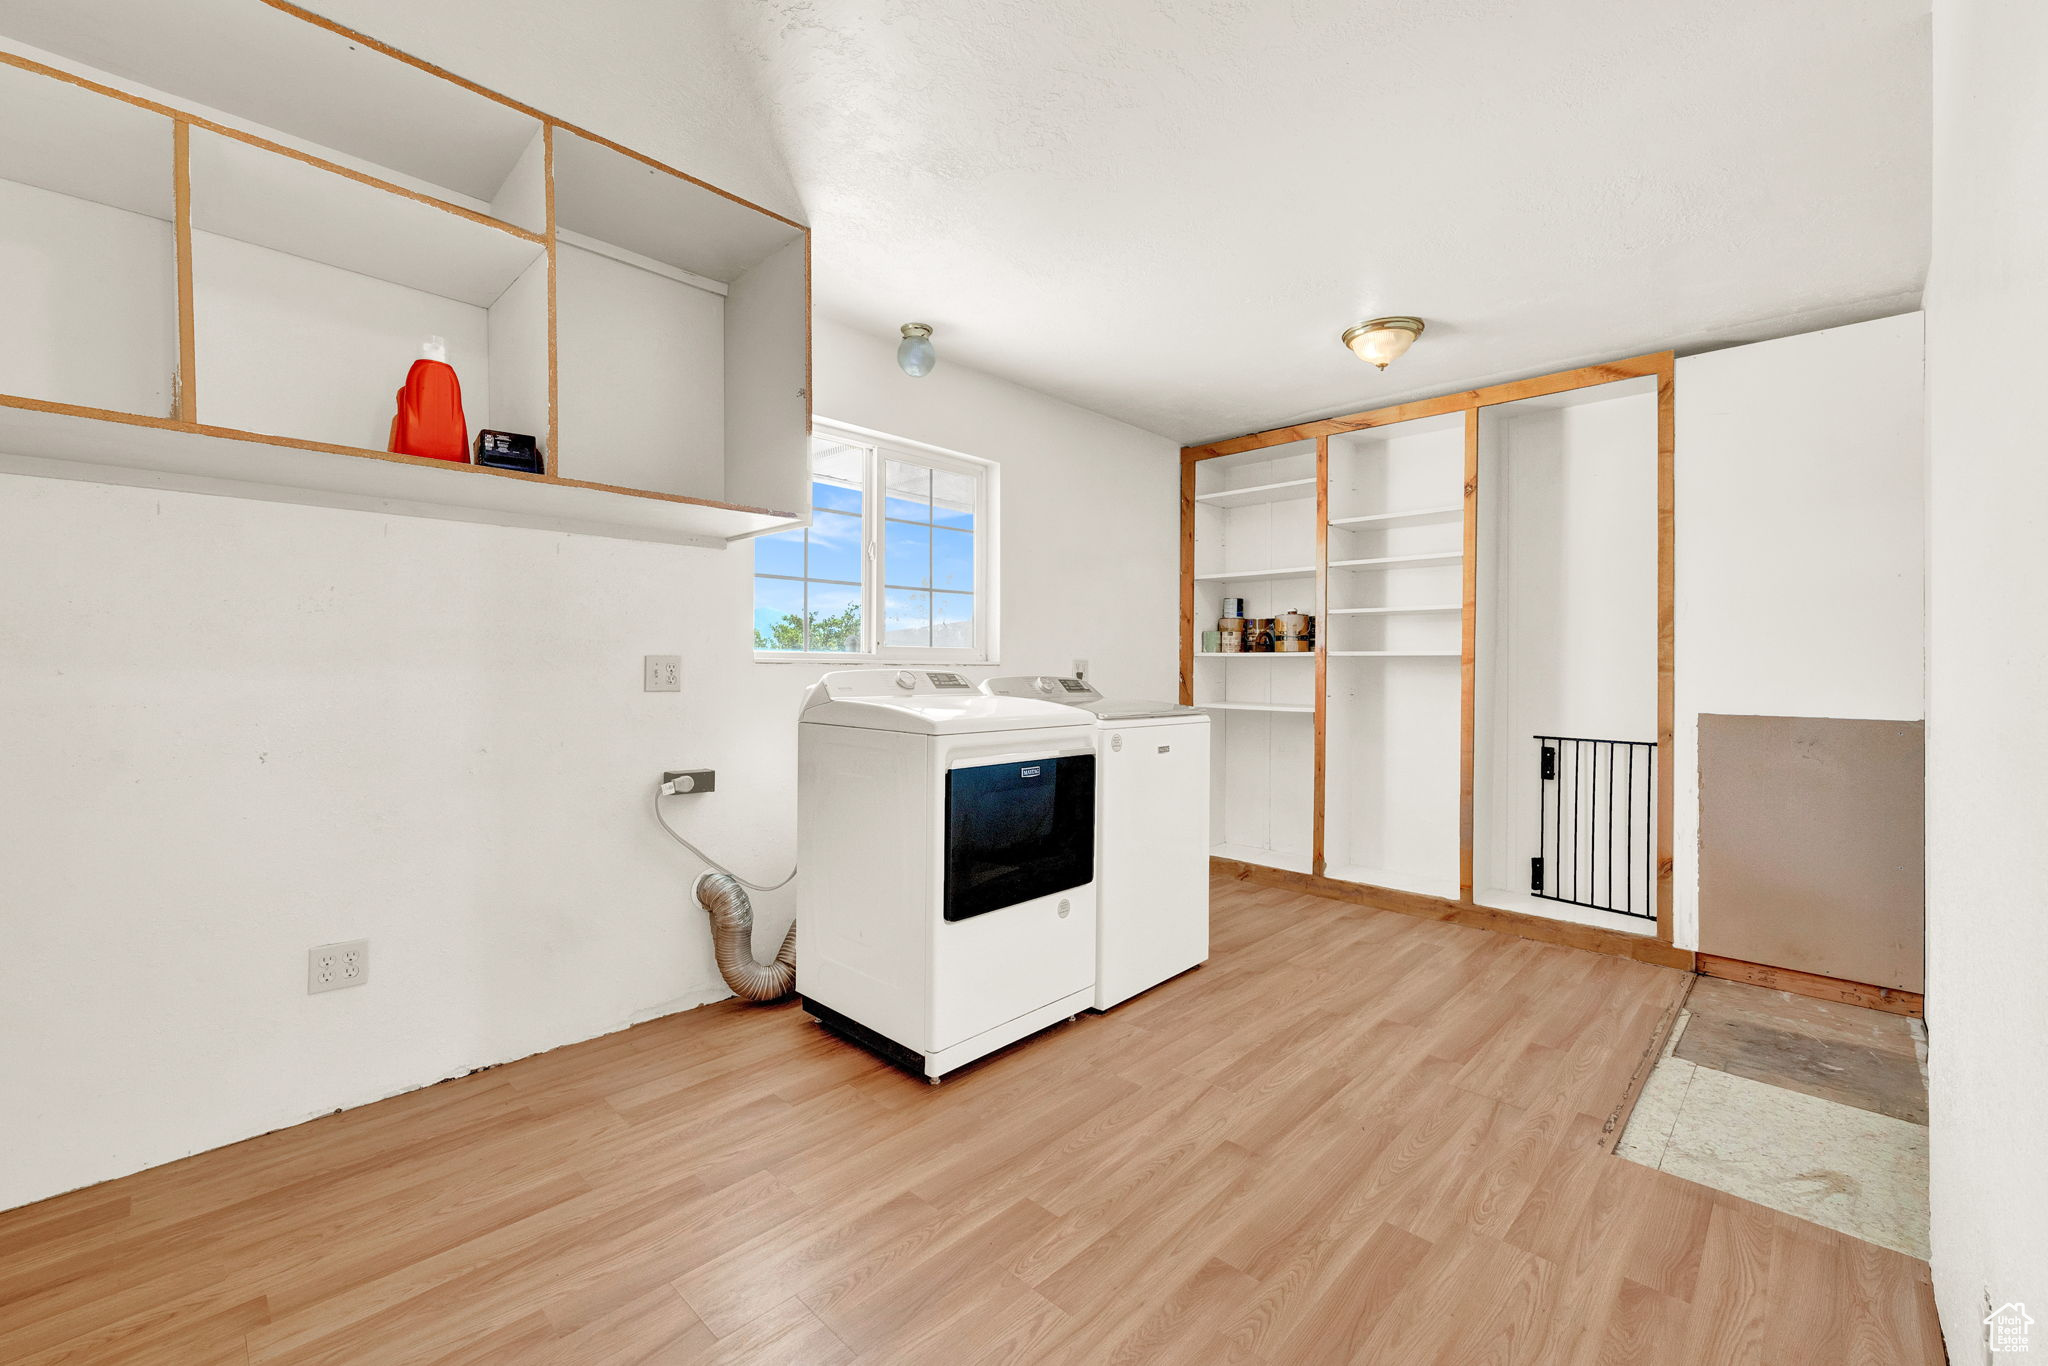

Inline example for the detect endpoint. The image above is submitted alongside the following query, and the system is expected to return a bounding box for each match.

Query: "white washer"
[982,675,1211,1009]
[798,668,1099,1081]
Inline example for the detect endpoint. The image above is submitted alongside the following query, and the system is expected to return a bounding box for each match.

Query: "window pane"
[884,519,931,588]
[753,525,805,579]
[884,588,932,647]
[805,581,863,653]
[807,509,863,583]
[934,591,974,648]
[933,527,974,591]
[812,441,865,514]
[932,468,976,530]
[753,576,806,650]
[885,460,931,522]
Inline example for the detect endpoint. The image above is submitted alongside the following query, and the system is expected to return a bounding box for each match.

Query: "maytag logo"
[1020,766,1041,778]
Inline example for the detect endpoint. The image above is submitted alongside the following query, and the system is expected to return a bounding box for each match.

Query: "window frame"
[750,419,998,665]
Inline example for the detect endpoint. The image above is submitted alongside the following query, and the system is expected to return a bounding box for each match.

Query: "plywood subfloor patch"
[1617,977,1930,1259]
[0,876,1939,1364]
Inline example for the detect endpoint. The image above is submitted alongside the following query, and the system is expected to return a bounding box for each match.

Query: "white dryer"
[798,668,1100,1081]
[982,676,1211,1009]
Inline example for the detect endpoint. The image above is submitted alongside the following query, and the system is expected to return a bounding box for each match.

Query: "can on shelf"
[1216,619,1246,653]
[1275,610,1315,652]
[1245,618,1276,652]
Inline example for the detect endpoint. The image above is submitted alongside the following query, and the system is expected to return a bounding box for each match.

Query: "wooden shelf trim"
[259,0,804,233]
[0,48,546,247]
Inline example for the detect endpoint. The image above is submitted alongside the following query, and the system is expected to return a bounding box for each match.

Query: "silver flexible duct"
[694,871,797,1002]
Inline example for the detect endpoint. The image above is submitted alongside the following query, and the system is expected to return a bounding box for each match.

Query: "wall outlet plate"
[643,655,682,692]
[308,940,368,994]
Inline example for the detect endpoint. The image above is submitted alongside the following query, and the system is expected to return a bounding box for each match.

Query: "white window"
[752,422,995,662]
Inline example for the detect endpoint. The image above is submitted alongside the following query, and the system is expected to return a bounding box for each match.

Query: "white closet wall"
[1473,379,1659,932]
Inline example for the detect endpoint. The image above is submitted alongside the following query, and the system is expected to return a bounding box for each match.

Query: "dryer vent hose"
[695,872,797,1002]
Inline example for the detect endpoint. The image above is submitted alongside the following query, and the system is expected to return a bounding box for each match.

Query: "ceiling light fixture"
[897,323,936,378]
[1342,316,1426,371]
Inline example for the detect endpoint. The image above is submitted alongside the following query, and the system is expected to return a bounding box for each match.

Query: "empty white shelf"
[0,401,798,547]
[1196,701,1315,713]
[1196,477,1317,507]
[1211,843,1313,874]
[1194,565,1318,582]
[1327,604,1462,615]
[1327,650,1461,657]
[1329,552,1463,570]
[1328,503,1463,528]
[1196,651,1315,659]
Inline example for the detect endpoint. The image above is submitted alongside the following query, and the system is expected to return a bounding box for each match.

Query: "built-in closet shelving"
[0,0,809,547]
[1187,439,1319,874]
[1179,355,1679,949]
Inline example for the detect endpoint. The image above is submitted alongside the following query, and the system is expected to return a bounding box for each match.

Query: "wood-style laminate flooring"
[0,874,1943,1364]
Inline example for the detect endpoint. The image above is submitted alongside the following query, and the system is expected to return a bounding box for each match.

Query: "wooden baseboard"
[1695,953,1924,1019]
[1212,857,1695,970]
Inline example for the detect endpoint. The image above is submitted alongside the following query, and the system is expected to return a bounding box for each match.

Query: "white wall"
[0,315,1175,1213]
[1926,0,2048,1351]
[1672,313,1926,951]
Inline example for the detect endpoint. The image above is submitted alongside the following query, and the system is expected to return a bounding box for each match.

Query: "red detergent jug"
[388,341,469,463]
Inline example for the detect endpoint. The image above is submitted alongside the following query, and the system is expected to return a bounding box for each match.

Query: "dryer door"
[944,752,1096,920]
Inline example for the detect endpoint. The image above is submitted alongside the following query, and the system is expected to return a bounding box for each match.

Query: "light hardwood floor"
[0,875,1943,1364]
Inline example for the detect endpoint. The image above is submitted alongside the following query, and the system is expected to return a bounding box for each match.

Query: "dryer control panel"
[808,668,978,701]
[982,674,1105,705]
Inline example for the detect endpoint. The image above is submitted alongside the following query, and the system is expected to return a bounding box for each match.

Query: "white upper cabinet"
[0,0,809,547]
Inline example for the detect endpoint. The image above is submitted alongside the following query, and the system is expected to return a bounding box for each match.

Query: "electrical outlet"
[643,655,682,692]
[308,940,369,994]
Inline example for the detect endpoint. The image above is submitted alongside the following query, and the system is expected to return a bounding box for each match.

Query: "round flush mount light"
[897,323,936,378]
[1342,316,1426,371]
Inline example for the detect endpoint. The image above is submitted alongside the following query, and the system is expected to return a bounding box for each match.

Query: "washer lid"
[981,675,1201,722]
[1085,699,1205,721]
[801,669,1085,734]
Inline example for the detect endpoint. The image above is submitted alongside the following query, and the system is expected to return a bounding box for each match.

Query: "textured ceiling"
[729,0,1930,442]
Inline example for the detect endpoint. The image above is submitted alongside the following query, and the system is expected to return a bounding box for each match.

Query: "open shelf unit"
[1179,354,1679,946]
[1186,439,1320,872]
[0,0,808,547]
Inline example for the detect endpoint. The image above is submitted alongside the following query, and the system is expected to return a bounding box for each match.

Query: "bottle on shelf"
[388,335,470,464]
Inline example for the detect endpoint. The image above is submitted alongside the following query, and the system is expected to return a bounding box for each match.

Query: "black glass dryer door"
[944,753,1096,921]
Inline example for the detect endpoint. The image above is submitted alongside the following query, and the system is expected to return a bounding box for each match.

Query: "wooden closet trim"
[1182,350,1679,949]
[1459,407,1479,896]
[1312,435,1330,877]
